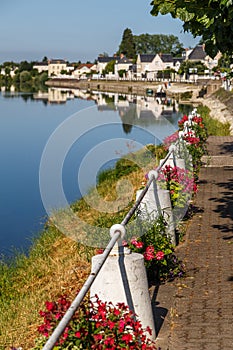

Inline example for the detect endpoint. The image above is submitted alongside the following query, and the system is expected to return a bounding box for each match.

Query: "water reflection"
[0,86,193,255]
[32,88,179,118]
[1,86,192,137]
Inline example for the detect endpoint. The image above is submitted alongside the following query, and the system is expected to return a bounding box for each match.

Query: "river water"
[0,87,192,256]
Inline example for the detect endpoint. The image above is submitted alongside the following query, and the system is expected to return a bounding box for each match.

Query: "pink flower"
[131,237,144,249]
[155,251,165,260]
[131,237,138,246]
[54,312,62,320]
[163,131,179,149]
[122,240,128,246]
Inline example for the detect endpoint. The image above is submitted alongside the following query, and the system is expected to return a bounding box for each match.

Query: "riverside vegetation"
[0,103,231,349]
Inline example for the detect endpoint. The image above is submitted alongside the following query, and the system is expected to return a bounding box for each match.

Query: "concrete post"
[90,226,156,338]
[159,155,186,170]
[136,171,176,245]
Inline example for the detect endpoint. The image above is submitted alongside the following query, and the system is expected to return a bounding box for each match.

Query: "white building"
[33,62,48,73]
[72,63,96,79]
[48,59,68,77]
[136,53,177,79]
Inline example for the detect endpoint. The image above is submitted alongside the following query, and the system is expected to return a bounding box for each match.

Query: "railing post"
[160,144,186,170]
[135,171,176,245]
[90,224,156,338]
[148,171,176,246]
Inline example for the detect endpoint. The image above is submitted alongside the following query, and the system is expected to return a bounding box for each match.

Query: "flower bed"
[123,109,207,283]
[33,294,157,350]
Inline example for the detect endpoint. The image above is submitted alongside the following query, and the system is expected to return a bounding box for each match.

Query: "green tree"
[150,0,233,58]
[134,34,183,56]
[118,28,136,58]
[216,53,232,73]
[20,71,31,84]
[13,72,20,85]
[18,60,34,72]
[178,60,206,76]
[102,60,115,76]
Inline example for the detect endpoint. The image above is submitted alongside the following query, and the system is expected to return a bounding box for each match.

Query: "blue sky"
[0,0,200,63]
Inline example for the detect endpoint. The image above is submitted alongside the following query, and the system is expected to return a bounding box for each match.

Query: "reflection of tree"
[122,123,133,134]
[21,93,34,102]
[119,104,137,134]
[178,104,193,115]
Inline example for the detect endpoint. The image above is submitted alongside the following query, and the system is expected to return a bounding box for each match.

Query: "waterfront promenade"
[154,136,233,350]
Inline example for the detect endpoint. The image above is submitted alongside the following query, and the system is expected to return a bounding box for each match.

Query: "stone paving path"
[154,136,233,350]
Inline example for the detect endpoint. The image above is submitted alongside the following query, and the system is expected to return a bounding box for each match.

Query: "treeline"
[117,28,185,59]
[0,60,48,92]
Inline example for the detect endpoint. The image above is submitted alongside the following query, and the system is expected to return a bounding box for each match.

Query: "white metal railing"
[42,116,196,349]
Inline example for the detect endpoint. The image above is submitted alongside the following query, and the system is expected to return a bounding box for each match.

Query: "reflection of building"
[135,95,177,119]
[32,87,178,117]
[33,88,74,103]
[92,91,178,119]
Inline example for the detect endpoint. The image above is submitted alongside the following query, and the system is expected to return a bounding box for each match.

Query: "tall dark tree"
[118,28,136,59]
[133,34,184,55]
[150,0,233,58]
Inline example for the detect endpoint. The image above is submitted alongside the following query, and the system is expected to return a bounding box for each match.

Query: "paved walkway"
[154,136,233,350]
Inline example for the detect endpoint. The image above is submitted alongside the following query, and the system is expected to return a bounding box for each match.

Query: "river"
[0,87,192,256]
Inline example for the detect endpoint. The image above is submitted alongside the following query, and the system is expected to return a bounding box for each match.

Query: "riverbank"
[46,78,203,98]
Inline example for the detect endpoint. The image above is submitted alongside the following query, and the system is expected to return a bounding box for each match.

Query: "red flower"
[122,333,133,343]
[113,308,121,316]
[94,333,103,341]
[118,319,125,332]
[75,331,81,338]
[155,251,165,260]
[108,320,115,330]
[45,301,54,311]
[144,246,154,261]
[104,337,115,346]
[178,115,188,127]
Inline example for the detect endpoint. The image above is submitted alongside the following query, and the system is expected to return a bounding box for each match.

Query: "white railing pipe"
[42,228,123,350]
